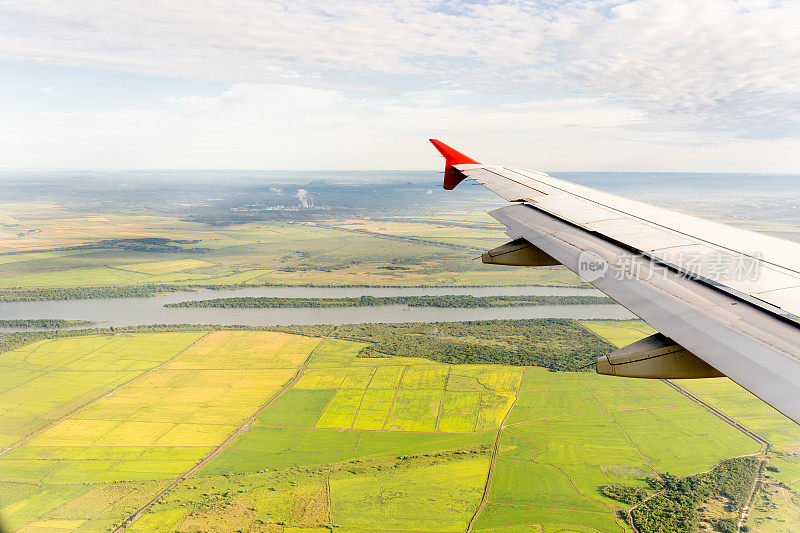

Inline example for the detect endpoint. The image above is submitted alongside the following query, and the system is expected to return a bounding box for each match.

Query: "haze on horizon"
[1,0,799,173]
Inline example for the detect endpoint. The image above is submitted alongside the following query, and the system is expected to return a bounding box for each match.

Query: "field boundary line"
[363,366,378,389]
[381,366,406,430]
[325,475,333,529]
[473,521,607,532]
[660,379,769,449]
[472,391,482,433]
[0,331,211,457]
[348,367,379,429]
[353,432,364,453]
[113,331,334,532]
[467,367,526,532]
[588,388,660,479]
[349,388,369,430]
[482,502,611,513]
[313,380,344,428]
[251,422,485,435]
[738,459,765,532]
[435,366,452,432]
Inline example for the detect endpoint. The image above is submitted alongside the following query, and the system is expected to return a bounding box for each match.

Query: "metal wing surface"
[430,139,800,424]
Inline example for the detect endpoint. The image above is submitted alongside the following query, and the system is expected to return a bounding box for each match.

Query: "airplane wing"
[430,138,800,424]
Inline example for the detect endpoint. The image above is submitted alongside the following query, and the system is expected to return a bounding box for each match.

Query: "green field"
[0,321,798,531]
[472,366,759,532]
[676,377,800,452]
[330,456,490,530]
[0,205,584,300]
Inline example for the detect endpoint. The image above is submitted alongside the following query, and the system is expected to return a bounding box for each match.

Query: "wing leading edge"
[430,139,800,425]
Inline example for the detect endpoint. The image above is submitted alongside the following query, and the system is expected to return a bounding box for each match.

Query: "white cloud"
[2,81,798,171]
[0,0,798,169]
[37,86,53,93]
[2,0,799,141]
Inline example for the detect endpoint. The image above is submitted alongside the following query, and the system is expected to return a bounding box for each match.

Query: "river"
[0,285,635,330]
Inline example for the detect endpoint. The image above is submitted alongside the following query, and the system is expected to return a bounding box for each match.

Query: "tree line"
[0,319,96,328]
[166,294,614,309]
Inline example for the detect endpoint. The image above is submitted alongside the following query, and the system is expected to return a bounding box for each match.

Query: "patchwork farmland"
[0,322,797,531]
[0,210,580,300]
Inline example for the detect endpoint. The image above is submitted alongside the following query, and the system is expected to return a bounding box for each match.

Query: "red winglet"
[429,139,480,190]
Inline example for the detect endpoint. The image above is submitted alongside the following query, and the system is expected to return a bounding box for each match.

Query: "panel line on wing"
[462,164,800,317]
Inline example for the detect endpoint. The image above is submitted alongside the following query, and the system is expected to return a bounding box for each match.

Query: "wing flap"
[457,164,800,318]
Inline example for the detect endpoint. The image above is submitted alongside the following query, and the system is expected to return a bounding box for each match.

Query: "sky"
[0,0,799,171]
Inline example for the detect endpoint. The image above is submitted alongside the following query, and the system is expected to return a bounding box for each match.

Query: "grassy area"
[330,455,489,530]
[677,377,800,453]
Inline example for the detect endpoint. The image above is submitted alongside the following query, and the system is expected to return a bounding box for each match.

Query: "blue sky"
[0,0,798,171]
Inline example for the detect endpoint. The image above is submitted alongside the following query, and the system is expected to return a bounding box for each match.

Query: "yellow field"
[581,319,657,347]
[0,332,205,449]
[167,330,319,370]
[1,331,319,487]
[291,348,523,433]
[39,333,318,445]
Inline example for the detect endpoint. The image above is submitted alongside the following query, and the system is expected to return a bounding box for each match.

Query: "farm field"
[580,320,657,348]
[0,321,798,531]
[675,378,800,453]
[0,330,319,531]
[0,204,582,300]
[586,319,800,453]
[472,367,759,532]
[0,332,206,449]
